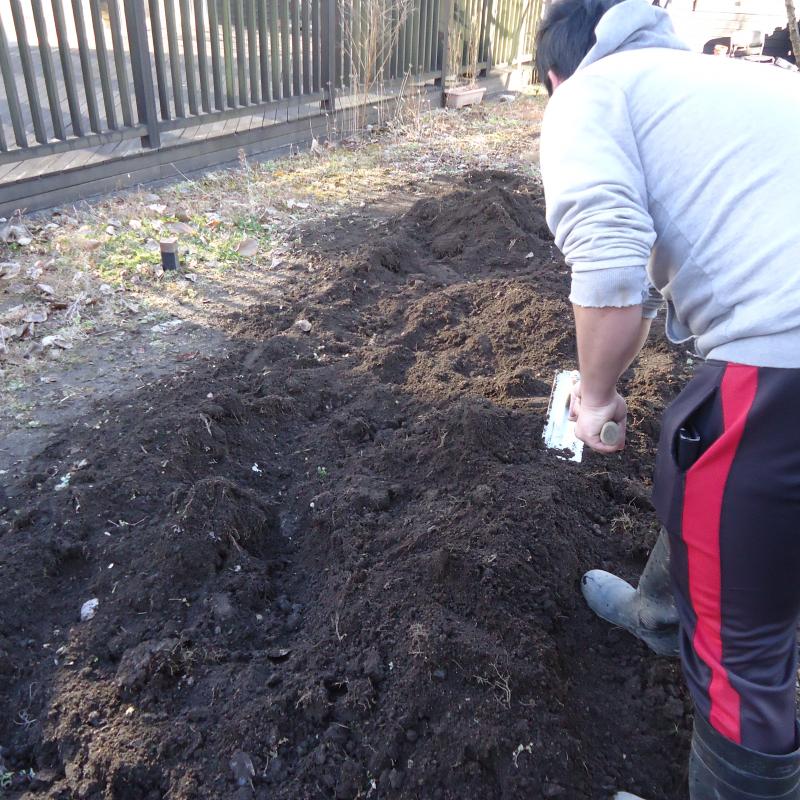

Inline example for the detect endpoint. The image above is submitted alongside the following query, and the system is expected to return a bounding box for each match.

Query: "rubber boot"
[581,527,679,657]
[690,713,800,799]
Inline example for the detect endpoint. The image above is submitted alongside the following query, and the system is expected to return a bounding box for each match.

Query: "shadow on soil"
[0,171,691,800]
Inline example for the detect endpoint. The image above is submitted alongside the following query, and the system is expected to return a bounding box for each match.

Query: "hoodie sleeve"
[540,74,656,311]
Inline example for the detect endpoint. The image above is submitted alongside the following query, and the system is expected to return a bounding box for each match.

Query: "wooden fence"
[0,0,542,168]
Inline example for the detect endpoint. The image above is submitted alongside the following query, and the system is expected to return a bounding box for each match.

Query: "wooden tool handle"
[600,421,620,447]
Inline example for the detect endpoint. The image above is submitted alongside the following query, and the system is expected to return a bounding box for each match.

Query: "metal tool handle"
[600,421,620,446]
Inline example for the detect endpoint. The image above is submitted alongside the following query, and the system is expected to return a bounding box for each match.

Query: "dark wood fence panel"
[0,0,539,167]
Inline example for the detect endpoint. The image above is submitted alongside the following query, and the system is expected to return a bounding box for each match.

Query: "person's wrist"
[579,385,617,408]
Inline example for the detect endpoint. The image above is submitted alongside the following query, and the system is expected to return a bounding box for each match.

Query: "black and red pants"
[653,360,800,756]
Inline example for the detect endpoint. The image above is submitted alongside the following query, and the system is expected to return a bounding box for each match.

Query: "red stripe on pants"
[681,364,759,744]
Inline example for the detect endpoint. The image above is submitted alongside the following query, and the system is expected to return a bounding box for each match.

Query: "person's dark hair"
[535,0,623,95]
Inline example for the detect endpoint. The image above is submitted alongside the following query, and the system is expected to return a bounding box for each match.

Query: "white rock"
[80,598,99,622]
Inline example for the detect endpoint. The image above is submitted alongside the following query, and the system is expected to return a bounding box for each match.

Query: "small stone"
[389,769,404,790]
[230,751,255,787]
[405,729,418,743]
[543,783,566,797]
[80,598,99,622]
[210,593,235,622]
[87,710,103,727]
[285,611,301,631]
[432,669,447,681]
[276,595,292,613]
[362,649,385,684]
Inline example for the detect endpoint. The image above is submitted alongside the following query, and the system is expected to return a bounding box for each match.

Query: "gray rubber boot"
[690,713,800,799]
[581,527,679,657]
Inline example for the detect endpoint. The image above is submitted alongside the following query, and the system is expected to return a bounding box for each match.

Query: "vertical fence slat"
[268,0,282,99]
[233,0,248,104]
[70,0,101,132]
[350,0,359,86]
[424,0,435,73]
[88,0,118,128]
[149,0,172,118]
[0,13,27,147]
[280,0,291,96]
[335,0,343,88]
[396,5,404,77]
[258,0,272,100]
[179,0,199,115]
[51,0,83,137]
[425,0,436,70]
[379,0,388,82]
[291,0,301,94]
[402,2,412,74]
[502,0,513,63]
[320,0,335,102]
[165,0,187,115]
[221,0,236,105]
[339,0,347,88]
[194,0,211,111]
[107,0,134,126]
[31,0,66,140]
[480,0,492,68]
[246,0,260,102]
[302,0,311,94]
[207,0,224,109]
[438,0,452,101]
[418,0,428,75]
[10,0,47,143]
[124,0,161,147]
[432,0,441,70]
[311,0,322,92]
[388,1,397,78]
[411,0,421,73]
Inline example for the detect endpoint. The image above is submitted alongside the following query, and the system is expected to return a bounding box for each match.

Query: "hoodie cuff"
[569,266,646,309]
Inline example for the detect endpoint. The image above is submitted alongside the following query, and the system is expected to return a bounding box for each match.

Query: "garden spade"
[542,370,620,463]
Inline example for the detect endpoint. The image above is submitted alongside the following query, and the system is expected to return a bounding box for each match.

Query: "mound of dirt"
[0,172,691,800]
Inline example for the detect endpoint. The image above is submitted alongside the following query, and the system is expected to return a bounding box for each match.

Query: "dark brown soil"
[0,171,692,800]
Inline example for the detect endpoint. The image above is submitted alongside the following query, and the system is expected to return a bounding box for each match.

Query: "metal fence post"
[124,0,161,148]
[321,0,337,110]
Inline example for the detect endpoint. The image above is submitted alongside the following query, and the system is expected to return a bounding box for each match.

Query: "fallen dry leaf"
[76,237,103,252]
[0,262,21,280]
[0,223,32,246]
[41,335,72,350]
[168,222,195,237]
[23,308,48,324]
[37,283,55,296]
[236,238,259,257]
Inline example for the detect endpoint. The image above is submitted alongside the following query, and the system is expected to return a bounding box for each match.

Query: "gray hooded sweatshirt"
[540,0,800,367]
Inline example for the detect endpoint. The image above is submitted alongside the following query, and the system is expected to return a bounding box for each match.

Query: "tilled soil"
[0,171,692,800]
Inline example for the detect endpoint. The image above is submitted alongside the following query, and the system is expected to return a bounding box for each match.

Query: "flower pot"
[444,85,486,109]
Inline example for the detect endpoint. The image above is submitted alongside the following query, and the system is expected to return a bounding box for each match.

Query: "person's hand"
[568,380,627,454]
